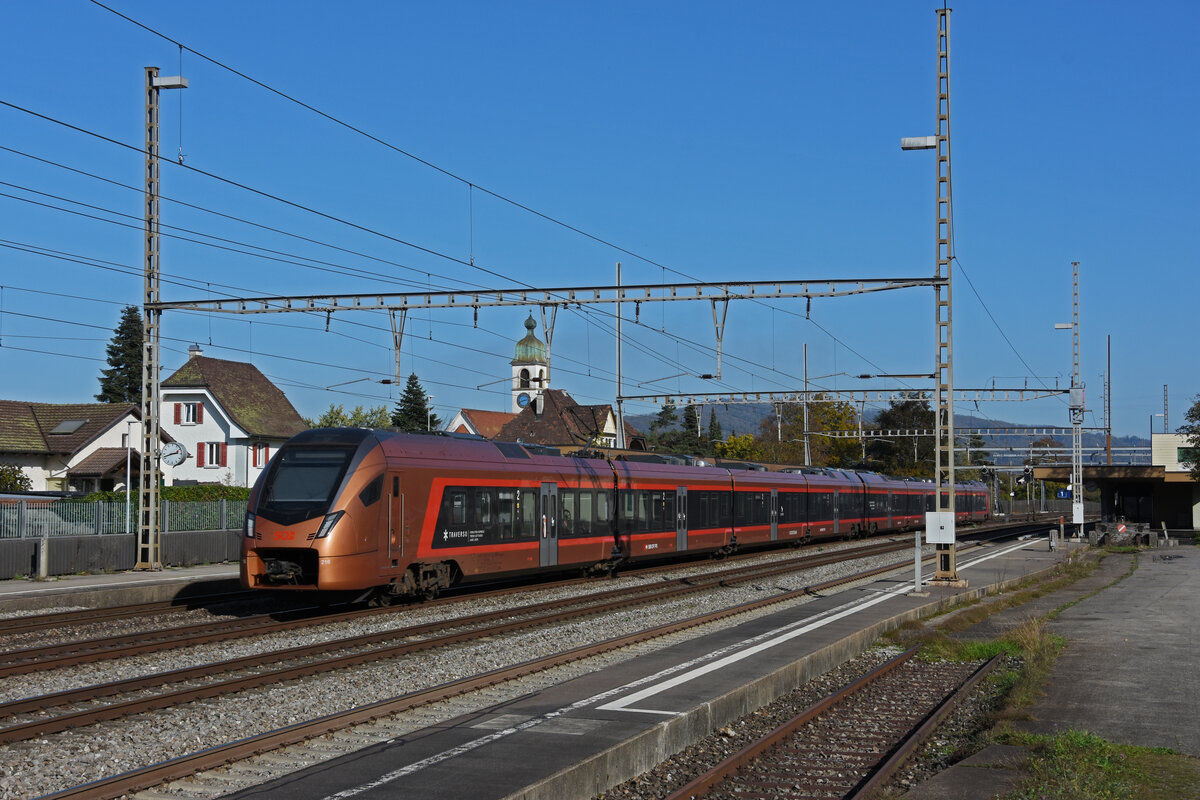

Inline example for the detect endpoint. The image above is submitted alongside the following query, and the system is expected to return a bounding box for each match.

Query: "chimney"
[188,343,203,358]
[534,393,545,416]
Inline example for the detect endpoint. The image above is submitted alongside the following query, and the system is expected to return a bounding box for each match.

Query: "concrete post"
[38,533,49,579]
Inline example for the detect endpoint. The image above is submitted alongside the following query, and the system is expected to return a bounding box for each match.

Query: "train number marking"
[644,543,658,550]
[273,531,295,541]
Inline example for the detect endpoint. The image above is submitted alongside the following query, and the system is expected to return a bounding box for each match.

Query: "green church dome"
[512,314,547,364]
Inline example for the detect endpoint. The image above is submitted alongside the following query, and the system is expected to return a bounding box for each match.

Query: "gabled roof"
[496,389,643,448]
[0,401,137,456]
[162,355,306,439]
[69,447,132,477]
[453,409,517,439]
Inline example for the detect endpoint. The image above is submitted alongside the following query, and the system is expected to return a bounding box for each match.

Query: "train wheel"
[367,590,393,608]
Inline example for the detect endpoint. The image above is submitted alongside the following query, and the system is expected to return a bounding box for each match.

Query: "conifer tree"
[390,374,441,432]
[95,306,143,403]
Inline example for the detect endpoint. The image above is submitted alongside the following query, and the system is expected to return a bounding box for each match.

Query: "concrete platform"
[214,537,1075,800]
[0,563,240,614]
[905,545,1200,800]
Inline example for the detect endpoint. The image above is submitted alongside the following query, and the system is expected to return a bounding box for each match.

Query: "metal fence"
[0,499,248,539]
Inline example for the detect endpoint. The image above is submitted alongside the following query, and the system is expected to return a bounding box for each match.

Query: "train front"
[241,427,387,592]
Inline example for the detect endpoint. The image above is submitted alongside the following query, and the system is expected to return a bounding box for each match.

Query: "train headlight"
[244,513,256,539]
[314,510,345,539]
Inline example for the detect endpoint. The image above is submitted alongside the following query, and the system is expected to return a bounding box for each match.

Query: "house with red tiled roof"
[495,389,645,451]
[161,345,307,487]
[445,408,517,439]
[0,401,159,493]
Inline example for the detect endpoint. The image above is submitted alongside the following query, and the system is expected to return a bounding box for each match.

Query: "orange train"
[241,428,989,603]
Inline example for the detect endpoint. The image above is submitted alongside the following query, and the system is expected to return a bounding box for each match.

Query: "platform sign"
[1072,502,1084,525]
[925,511,956,544]
[1056,489,1072,499]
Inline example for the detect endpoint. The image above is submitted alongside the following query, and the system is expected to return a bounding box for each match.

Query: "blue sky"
[1,1,1196,439]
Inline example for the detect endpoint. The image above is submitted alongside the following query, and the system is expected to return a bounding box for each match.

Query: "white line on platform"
[317,536,1044,798]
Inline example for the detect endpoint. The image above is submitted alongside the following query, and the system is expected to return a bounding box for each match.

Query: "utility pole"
[803,343,811,466]
[1069,261,1084,536]
[615,262,626,450]
[1105,334,1111,465]
[903,8,962,585]
[137,67,187,570]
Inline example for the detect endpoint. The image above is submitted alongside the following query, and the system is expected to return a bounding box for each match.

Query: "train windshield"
[257,446,356,524]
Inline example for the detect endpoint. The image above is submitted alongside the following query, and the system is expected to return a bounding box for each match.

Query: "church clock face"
[517,392,531,408]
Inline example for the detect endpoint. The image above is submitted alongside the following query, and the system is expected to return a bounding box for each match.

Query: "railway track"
[0,539,915,677]
[10,523,1049,799]
[33,545,951,800]
[0,540,911,744]
[663,647,1003,800]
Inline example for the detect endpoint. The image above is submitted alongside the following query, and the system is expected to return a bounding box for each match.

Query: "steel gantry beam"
[617,387,1069,406]
[151,277,945,315]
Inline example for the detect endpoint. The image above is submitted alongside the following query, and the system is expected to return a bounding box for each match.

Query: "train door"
[833,489,841,536]
[676,486,688,552]
[385,473,404,572]
[886,490,894,531]
[770,488,779,541]
[539,482,558,567]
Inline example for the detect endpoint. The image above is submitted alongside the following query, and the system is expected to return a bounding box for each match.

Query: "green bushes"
[85,484,250,502]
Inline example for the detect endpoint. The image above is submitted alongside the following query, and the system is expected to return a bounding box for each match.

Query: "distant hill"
[626,404,1146,464]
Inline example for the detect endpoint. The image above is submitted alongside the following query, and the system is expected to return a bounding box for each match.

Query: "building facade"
[160,347,307,487]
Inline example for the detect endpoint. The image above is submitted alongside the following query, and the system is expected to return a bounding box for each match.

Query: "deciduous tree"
[1180,394,1200,480]
[0,464,32,492]
[305,404,391,428]
[869,399,935,477]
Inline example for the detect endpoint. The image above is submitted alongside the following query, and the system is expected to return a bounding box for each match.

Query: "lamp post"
[427,395,436,431]
[125,419,136,535]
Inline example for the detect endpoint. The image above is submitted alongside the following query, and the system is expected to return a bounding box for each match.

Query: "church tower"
[511,314,549,413]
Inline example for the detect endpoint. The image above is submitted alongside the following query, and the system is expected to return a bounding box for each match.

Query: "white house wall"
[64,411,164,492]
[160,389,285,488]
[161,389,242,485]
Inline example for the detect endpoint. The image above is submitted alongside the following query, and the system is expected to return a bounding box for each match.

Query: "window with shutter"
[220,443,228,467]
[197,404,204,424]
[197,443,206,467]
[174,403,181,424]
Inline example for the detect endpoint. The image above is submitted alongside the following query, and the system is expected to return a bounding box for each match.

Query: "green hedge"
[85,484,251,502]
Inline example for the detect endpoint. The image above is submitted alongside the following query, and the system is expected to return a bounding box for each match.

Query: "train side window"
[560,489,577,537]
[664,491,676,531]
[520,489,537,539]
[392,476,399,497]
[475,488,494,526]
[497,490,516,540]
[596,491,611,529]
[358,474,383,508]
[577,491,594,536]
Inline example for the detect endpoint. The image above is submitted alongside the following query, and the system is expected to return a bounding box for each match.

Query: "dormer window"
[49,419,88,435]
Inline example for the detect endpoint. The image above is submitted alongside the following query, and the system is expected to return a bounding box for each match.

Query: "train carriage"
[242,428,989,603]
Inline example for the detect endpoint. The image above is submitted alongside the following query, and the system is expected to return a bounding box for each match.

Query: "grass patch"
[892,547,1198,799]
[996,729,1200,799]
